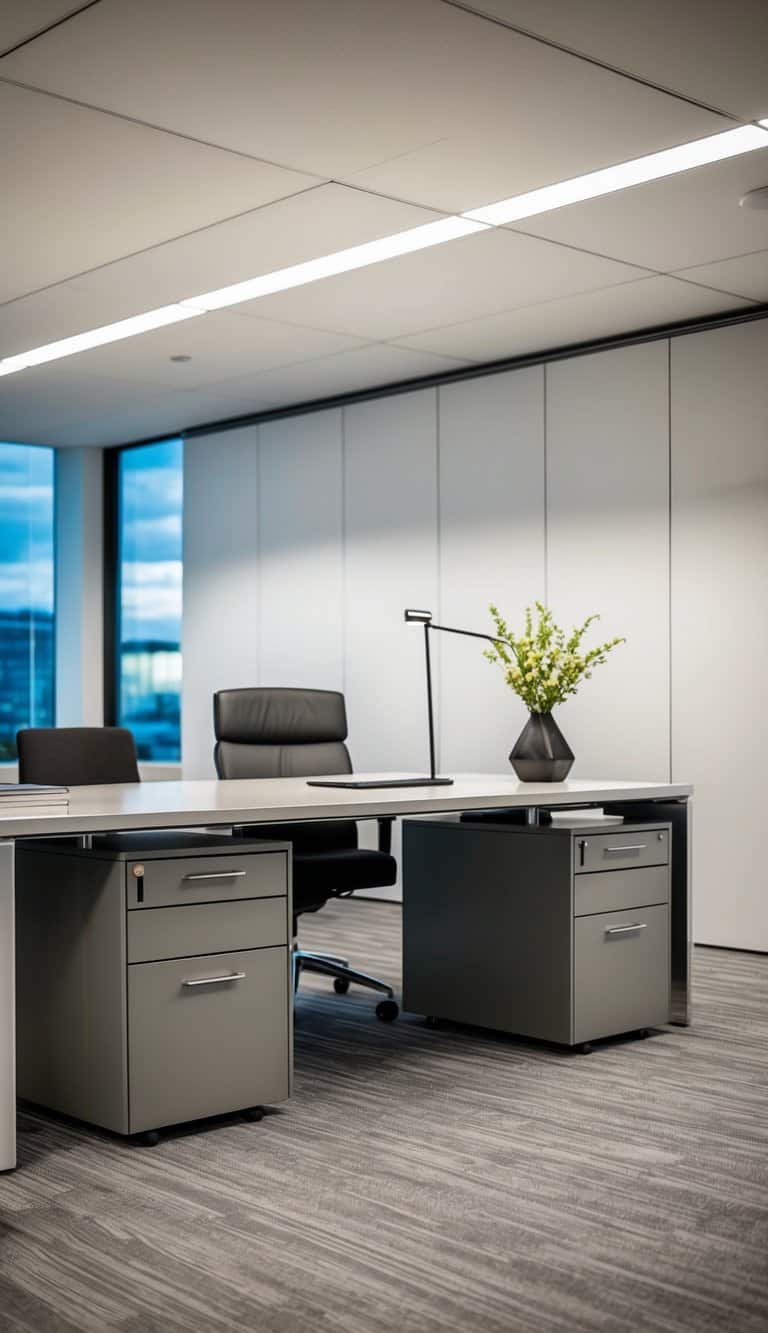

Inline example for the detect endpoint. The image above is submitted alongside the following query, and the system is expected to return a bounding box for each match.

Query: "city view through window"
[118,439,183,762]
[0,443,55,760]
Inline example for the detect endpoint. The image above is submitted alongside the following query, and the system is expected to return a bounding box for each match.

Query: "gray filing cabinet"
[403,816,671,1047]
[16,831,292,1136]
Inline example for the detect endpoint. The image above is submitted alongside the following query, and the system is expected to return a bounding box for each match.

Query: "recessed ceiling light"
[170,353,193,362]
[739,185,768,209]
[2,122,767,380]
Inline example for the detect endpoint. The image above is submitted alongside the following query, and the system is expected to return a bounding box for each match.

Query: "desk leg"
[671,798,693,1026]
[0,841,15,1171]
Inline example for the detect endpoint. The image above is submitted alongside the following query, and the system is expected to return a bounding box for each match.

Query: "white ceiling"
[0,0,767,447]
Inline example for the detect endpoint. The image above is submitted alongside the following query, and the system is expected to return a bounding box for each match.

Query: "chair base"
[293,948,395,1000]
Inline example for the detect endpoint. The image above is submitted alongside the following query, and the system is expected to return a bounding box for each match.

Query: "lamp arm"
[426,621,510,647]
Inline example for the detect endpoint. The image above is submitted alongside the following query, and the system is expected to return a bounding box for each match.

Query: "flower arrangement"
[484,601,625,715]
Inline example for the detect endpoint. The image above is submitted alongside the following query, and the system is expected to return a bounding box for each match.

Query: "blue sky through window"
[0,443,55,759]
[118,439,183,762]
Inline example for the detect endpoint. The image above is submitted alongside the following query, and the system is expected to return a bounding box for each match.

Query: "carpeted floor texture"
[1,898,766,1333]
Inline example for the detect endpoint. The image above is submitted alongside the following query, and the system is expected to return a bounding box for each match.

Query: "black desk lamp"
[307,608,507,790]
[403,608,511,785]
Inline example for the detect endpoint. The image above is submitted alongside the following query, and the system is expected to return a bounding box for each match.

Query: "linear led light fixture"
[463,122,768,226]
[0,216,485,379]
[180,215,488,312]
[0,303,203,378]
[1,122,767,379]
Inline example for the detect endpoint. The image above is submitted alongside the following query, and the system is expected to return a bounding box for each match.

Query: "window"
[117,439,183,762]
[0,443,55,760]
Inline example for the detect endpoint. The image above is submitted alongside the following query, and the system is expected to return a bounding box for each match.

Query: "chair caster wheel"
[242,1106,264,1123]
[376,999,399,1022]
[578,1042,593,1055]
[333,977,350,994]
[135,1130,160,1147]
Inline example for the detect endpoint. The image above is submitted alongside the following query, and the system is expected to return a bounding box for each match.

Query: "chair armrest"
[377,817,394,855]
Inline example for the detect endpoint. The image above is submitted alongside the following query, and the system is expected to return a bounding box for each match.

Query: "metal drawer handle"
[182,971,246,987]
[183,869,247,881]
[604,844,647,853]
[605,923,648,936]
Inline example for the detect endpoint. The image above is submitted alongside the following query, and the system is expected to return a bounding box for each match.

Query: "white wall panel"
[438,369,545,773]
[182,427,260,778]
[343,391,439,774]
[546,342,670,781]
[671,320,768,950]
[259,411,344,693]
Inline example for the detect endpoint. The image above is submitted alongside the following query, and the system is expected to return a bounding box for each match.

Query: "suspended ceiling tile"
[33,311,368,390]
[246,228,645,340]
[0,1,83,52]
[1,0,729,189]
[217,344,471,409]
[393,276,755,363]
[345,104,729,216]
[465,0,768,121]
[509,146,768,272]
[56,187,440,325]
[675,250,768,302]
[0,81,318,304]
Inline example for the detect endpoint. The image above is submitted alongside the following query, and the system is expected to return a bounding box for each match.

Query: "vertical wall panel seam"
[341,407,347,700]
[255,425,262,688]
[667,339,673,783]
[435,387,443,773]
[543,364,549,604]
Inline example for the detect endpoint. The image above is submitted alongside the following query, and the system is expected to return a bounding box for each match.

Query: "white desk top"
[0,774,692,839]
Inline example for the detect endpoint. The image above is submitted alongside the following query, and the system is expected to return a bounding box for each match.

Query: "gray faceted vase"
[509,711,574,782]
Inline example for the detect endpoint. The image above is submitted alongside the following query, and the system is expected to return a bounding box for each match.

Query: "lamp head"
[404,608,433,623]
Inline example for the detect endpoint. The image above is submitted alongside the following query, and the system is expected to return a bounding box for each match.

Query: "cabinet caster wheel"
[242,1106,264,1123]
[376,999,399,1022]
[638,1028,649,1039]
[578,1042,593,1055]
[425,1015,441,1028]
[333,977,350,994]
[135,1130,160,1147]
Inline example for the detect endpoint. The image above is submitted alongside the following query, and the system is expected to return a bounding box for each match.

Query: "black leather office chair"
[213,687,399,1020]
[17,726,141,786]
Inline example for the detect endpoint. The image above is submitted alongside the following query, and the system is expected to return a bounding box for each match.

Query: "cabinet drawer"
[574,904,670,1043]
[127,896,287,963]
[574,828,669,874]
[127,851,287,908]
[574,865,669,917]
[127,947,289,1133]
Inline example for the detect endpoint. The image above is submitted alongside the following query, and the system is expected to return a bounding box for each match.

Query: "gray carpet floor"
[1,899,766,1333]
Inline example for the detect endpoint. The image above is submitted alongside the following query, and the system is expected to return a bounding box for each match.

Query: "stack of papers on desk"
[0,784,69,808]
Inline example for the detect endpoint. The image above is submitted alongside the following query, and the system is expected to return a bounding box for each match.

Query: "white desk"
[0,774,692,1171]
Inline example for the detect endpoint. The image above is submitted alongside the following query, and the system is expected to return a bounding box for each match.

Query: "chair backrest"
[16,726,141,786]
[213,688,353,780]
[213,688,356,853]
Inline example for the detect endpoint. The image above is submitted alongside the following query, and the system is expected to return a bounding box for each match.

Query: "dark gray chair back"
[17,726,140,786]
[214,688,352,780]
[213,688,355,851]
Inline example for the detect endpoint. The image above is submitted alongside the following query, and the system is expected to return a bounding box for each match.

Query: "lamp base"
[307,777,454,789]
